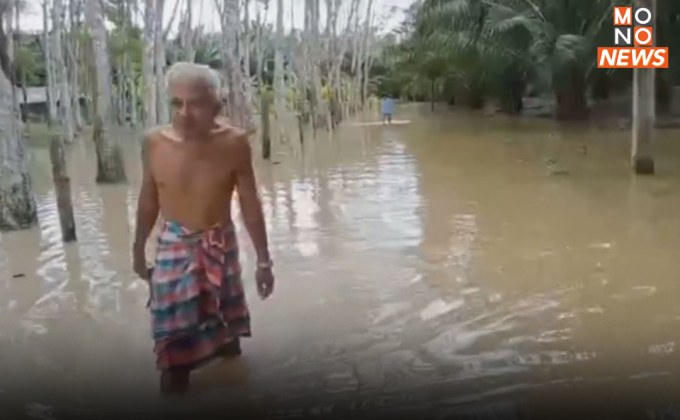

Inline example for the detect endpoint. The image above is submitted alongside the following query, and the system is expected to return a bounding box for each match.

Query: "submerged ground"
[1,104,679,419]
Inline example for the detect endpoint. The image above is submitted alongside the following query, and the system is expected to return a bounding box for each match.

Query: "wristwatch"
[257,259,273,269]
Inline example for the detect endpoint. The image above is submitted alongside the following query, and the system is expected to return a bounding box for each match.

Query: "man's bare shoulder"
[211,122,252,152]
[143,125,175,146]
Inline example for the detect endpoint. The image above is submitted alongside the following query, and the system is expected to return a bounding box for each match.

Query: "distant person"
[132,62,275,395]
[381,95,395,124]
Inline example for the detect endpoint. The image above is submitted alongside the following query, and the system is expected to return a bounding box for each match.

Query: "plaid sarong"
[149,219,251,371]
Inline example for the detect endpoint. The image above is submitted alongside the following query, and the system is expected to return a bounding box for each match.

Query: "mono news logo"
[597,6,668,69]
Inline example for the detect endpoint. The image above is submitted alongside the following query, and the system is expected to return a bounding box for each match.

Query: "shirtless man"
[132,62,274,394]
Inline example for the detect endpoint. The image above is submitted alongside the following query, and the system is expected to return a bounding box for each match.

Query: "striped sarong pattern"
[149,219,251,371]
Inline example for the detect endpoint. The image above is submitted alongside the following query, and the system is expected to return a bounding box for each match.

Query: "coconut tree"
[84,0,127,183]
[387,0,618,120]
[0,0,36,230]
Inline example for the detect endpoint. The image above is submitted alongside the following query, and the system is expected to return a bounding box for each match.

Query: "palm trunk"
[85,0,127,183]
[53,0,76,143]
[261,89,271,160]
[182,0,196,61]
[15,2,28,123]
[243,0,252,105]
[5,2,18,121]
[42,0,58,125]
[20,71,27,122]
[50,134,77,241]
[67,0,83,131]
[0,53,37,230]
[554,69,588,121]
[154,0,168,125]
[274,0,285,108]
[430,78,435,111]
[128,0,138,126]
[273,0,285,136]
[631,0,655,174]
[332,0,359,122]
[655,69,670,115]
[143,0,156,127]
[219,0,252,128]
[360,0,374,109]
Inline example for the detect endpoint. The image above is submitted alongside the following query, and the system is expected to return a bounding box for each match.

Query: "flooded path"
[1,105,680,419]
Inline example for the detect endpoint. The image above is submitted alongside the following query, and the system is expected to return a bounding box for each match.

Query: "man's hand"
[255,266,274,299]
[133,243,150,281]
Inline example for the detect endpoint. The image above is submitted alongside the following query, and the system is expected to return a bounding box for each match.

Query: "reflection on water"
[1,106,680,418]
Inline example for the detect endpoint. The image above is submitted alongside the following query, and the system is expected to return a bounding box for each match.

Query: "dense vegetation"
[374,0,680,120]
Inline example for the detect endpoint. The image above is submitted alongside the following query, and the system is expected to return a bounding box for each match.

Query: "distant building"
[17,86,87,122]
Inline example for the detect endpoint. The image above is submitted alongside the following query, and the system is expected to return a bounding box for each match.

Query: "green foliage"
[376,0,680,118]
[14,41,44,86]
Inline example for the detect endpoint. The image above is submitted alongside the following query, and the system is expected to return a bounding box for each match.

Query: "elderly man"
[132,62,274,394]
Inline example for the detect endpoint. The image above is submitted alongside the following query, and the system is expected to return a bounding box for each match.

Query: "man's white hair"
[165,61,221,96]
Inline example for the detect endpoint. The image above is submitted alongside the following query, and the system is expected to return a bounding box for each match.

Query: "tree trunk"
[143,0,157,127]
[50,134,77,242]
[53,0,76,144]
[181,0,196,61]
[331,0,359,123]
[85,0,127,183]
[274,0,284,115]
[0,55,37,231]
[127,0,137,128]
[261,89,271,160]
[499,70,524,115]
[5,2,18,121]
[361,0,374,111]
[655,69,670,115]
[554,70,588,121]
[632,0,655,175]
[243,0,252,106]
[14,0,27,123]
[19,75,26,122]
[67,0,84,131]
[42,0,58,125]
[219,0,252,129]
[154,0,168,125]
[430,78,436,111]
[591,71,610,101]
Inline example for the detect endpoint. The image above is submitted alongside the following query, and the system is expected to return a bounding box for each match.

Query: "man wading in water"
[132,62,275,394]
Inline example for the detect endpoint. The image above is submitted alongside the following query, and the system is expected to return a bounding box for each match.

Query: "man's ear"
[215,95,224,111]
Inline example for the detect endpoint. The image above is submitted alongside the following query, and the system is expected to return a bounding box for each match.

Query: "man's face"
[169,79,219,134]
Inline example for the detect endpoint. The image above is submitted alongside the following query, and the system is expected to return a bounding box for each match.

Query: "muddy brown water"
[1,105,680,419]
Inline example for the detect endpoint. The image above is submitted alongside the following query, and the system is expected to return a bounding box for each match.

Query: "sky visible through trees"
[17,0,410,33]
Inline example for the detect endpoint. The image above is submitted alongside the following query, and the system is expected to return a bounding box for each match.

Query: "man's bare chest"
[151,146,234,192]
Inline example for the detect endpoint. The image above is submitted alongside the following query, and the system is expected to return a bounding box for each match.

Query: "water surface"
[1,105,680,419]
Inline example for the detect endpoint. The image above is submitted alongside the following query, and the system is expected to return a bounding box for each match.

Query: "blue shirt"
[382,97,394,114]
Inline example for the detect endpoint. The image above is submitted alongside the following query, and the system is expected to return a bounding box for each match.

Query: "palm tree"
[382,0,624,120]
[0,0,36,230]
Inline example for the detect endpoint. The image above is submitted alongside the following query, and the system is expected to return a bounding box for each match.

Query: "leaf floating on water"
[25,403,56,420]
[589,242,613,249]
[419,298,464,321]
[409,274,422,284]
[649,342,675,354]
[20,320,48,335]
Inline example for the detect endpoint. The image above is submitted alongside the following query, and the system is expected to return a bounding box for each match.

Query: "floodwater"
[1,104,680,419]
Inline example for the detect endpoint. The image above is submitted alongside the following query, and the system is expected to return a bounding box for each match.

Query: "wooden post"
[260,89,272,160]
[49,135,77,242]
[631,0,656,175]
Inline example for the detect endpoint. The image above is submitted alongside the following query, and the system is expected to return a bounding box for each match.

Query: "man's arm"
[133,135,159,253]
[234,132,271,264]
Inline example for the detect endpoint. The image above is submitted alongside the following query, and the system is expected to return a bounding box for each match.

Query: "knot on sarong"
[157,220,238,289]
